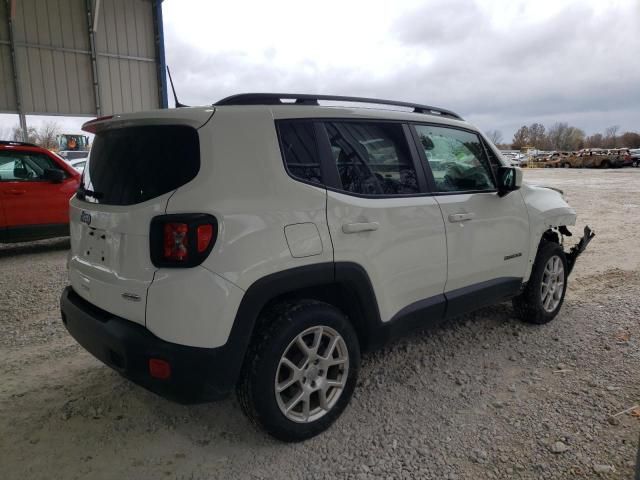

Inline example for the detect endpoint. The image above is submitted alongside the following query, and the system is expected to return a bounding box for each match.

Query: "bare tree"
[546,122,585,151]
[620,131,640,148]
[604,125,620,148]
[485,129,503,145]
[35,121,61,150]
[512,126,529,149]
[585,133,603,148]
[12,126,38,144]
[528,123,546,149]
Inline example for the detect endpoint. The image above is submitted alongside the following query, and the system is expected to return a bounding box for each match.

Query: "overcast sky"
[2,0,638,142]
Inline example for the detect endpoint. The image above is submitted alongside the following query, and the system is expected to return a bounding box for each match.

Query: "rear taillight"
[150,214,217,268]
[164,223,189,261]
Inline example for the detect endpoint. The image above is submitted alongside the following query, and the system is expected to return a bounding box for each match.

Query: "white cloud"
[161,0,639,140]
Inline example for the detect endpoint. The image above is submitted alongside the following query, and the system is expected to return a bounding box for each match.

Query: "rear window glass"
[277,121,323,185]
[80,125,199,205]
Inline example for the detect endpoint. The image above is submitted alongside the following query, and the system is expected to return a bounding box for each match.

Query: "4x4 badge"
[80,211,92,225]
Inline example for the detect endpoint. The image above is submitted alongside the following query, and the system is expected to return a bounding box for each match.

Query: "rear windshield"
[79,125,199,205]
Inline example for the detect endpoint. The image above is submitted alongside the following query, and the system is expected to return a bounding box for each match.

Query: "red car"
[0,140,81,243]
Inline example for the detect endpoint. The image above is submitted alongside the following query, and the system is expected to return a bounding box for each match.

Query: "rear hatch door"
[69,110,212,325]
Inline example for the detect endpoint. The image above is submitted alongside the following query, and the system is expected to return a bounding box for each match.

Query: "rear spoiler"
[82,108,215,134]
[82,115,114,134]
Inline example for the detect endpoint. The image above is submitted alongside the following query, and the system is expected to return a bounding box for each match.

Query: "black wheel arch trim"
[227,263,524,390]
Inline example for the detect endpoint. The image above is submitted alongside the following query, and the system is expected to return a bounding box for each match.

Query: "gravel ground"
[1,169,639,479]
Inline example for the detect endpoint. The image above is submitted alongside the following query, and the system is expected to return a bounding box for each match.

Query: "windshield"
[79,125,200,205]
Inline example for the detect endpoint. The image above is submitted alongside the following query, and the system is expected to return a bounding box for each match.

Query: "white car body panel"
[435,190,530,292]
[326,190,447,323]
[520,183,576,280]
[66,104,582,349]
[146,267,245,348]
[68,108,215,331]
[165,107,335,293]
[68,192,174,325]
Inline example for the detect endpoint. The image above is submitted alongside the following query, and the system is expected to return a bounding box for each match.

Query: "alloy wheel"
[540,255,565,312]
[275,325,349,423]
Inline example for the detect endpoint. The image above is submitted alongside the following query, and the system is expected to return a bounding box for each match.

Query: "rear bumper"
[60,286,236,403]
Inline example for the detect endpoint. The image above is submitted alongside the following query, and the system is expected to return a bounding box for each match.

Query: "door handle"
[448,213,475,223]
[6,189,27,195]
[342,222,379,234]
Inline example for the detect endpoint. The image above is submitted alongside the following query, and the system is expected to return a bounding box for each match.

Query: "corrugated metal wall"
[95,0,159,114]
[0,0,164,117]
[0,0,18,112]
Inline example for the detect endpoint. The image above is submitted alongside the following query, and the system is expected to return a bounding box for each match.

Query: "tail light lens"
[150,214,217,268]
[164,223,189,260]
[196,224,214,253]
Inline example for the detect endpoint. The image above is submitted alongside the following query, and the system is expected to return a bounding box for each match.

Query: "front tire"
[513,241,568,324]
[237,300,360,442]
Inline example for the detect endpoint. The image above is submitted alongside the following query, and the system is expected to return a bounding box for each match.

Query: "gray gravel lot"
[1,169,639,479]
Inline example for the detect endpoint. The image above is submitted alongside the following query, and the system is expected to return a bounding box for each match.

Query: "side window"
[325,122,419,195]
[414,125,495,192]
[0,152,60,181]
[278,121,323,185]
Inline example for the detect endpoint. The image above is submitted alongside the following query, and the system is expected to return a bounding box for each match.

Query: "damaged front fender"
[565,226,595,275]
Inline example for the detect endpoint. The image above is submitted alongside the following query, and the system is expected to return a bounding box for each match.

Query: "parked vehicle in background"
[59,150,89,161]
[575,149,622,169]
[0,141,81,243]
[630,149,640,167]
[57,133,90,161]
[608,148,633,167]
[60,93,593,442]
[544,152,572,168]
[66,158,87,173]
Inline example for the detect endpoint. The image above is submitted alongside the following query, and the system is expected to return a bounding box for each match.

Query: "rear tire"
[513,241,568,324]
[601,160,611,169]
[237,300,360,442]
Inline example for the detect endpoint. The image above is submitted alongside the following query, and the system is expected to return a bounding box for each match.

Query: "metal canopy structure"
[0,0,167,137]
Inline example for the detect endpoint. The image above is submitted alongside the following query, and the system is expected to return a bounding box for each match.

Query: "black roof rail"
[214,93,463,120]
[0,140,38,147]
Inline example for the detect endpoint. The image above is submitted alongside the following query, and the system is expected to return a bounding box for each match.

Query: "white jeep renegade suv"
[60,93,593,441]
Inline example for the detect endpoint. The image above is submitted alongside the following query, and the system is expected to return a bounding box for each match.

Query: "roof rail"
[0,140,38,147]
[214,93,463,120]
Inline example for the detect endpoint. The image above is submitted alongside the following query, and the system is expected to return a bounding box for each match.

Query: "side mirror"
[43,168,66,183]
[497,166,522,197]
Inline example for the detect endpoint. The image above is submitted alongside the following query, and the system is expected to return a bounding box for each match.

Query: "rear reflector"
[197,224,214,253]
[149,358,171,379]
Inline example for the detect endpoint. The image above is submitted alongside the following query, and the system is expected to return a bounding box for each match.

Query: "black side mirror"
[43,168,66,183]
[497,166,522,197]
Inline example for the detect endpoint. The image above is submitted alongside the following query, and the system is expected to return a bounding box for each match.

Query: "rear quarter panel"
[165,107,334,290]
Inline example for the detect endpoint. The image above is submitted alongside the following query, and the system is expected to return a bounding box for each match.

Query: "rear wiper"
[77,184,103,199]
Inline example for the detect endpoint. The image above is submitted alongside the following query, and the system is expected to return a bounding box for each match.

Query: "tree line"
[0,122,61,150]
[485,123,640,151]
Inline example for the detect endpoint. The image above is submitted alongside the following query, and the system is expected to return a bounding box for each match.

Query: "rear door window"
[80,125,199,205]
[325,122,419,196]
